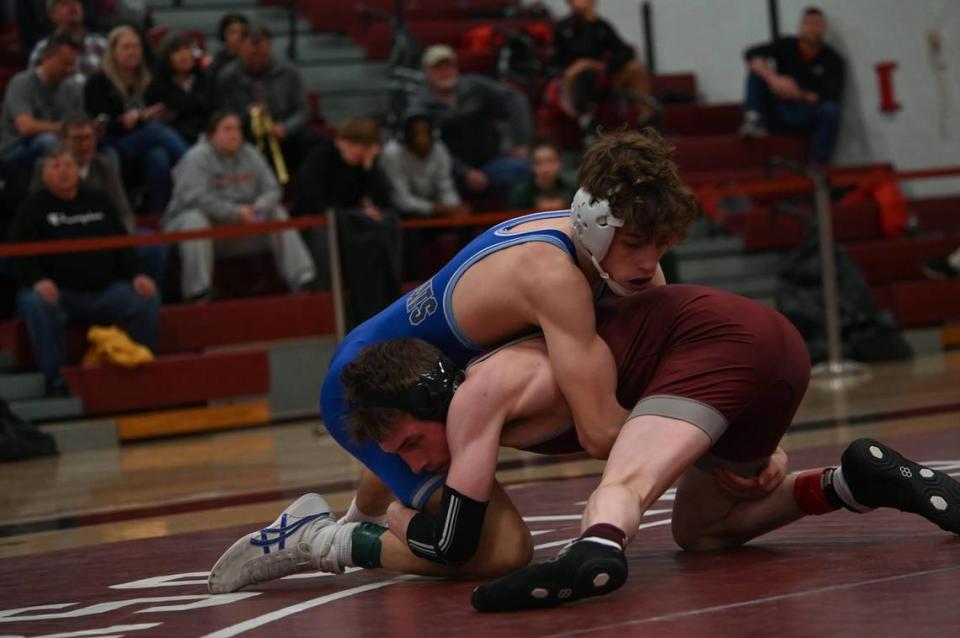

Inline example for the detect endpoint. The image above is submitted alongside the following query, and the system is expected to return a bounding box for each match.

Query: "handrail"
[0,214,330,257]
[3,164,960,259]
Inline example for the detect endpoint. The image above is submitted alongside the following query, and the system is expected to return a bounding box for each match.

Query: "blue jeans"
[17,281,160,383]
[744,72,840,165]
[134,229,170,284]
[104,122,187,213]
[3,133,58,169]
[482,156,531,196]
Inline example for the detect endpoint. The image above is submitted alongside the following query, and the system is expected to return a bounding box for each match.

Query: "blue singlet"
[320,211,577,508]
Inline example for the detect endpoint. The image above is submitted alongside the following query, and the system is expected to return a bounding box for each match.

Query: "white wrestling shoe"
[208,493,335,594]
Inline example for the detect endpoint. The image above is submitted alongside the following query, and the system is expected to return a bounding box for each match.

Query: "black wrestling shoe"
[471,539,627,612]
[841,438,960,534]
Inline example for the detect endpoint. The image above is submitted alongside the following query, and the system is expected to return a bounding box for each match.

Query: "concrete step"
[678,253,782,284]
[674,235,745,259]
[206,32,361,53]
[0,372,45,402]
[10,395,84,423]
[709,276,780,299]
[903,327,946,356]
[39,418,118,453]
[152,6,313,36]
[268,337,336,419]
[268,37,367,63]
[320,93,390,123]
[299,60,389,93]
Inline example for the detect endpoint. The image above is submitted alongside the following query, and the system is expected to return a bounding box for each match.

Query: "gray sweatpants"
[163,207,316,298]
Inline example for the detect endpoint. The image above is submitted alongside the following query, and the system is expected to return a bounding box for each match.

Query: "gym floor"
[1,352,959,637]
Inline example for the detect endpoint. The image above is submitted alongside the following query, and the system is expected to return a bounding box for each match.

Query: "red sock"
[793,468,840,515]
[579,523,627,550]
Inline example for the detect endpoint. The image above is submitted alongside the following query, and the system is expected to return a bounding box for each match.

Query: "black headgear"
[355,354,464,422]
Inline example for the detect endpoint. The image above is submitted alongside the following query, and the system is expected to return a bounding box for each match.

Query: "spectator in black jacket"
[216,25,318,179]
[147,32,210,145]
[205,13,249,91]
[407,44,532,198]
[10,145,159,395]
[295,118,399,325]
[552,0,654,134]
[84,25,188,212]
[739,6,845,165]
[29,112,133,230]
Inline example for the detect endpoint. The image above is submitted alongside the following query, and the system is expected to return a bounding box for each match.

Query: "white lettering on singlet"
[46,211,106,227]
[406,278,438,326]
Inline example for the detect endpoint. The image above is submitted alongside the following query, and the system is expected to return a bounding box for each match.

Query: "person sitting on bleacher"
[216,25,319,180]
[28,0,106,84]
[408,44,532,200]
[84,25,188,213]
[738,6,845,166]
[508,139,576,212]
[163,110,317,303]
[147,32,211,145]
[28,112,168,283]
[295,117,399,326]
[550,0,655,137]
[10,144,159,396]
[380,112,469,219]
[205,13,249,92]
[28,112,132,230]
[0,32,82,169]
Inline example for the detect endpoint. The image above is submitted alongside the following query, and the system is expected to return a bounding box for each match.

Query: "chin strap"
[588,253,636,297]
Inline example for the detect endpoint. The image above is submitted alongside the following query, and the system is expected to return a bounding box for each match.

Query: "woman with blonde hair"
[84,25,187,212]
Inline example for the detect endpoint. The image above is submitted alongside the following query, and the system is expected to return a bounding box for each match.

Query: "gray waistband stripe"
[628,395,728,442]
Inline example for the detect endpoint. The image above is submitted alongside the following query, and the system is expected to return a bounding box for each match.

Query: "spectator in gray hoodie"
[163,110,316,302]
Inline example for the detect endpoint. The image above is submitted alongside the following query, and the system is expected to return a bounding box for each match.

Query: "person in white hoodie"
[163,110,316,301]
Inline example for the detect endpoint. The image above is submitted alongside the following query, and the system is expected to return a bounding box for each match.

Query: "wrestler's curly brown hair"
[577,127,701,245]
[340,338,441,444]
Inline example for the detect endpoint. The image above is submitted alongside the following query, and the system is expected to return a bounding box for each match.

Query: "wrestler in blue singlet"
[320,211,577,508]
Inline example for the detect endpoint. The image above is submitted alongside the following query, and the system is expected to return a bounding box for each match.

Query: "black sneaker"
[471,539,627,612]
[841,438,960,534]
[183,288,221,304]
[737,117,768,139]
[921,257,959,280]
[45,378,69,398]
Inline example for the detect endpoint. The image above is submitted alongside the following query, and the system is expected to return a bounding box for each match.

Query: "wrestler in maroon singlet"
[529,284,810,474]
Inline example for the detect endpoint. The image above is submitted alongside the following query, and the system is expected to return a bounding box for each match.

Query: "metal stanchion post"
[287,0,298,60]
[810,171,868,382]
[325,209,347,342]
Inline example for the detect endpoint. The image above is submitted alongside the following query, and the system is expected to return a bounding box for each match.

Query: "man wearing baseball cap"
[407,44,533,199]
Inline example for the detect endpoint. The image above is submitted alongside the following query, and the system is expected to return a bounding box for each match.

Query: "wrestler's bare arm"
[387,369,515,539]
[523,250,627,458]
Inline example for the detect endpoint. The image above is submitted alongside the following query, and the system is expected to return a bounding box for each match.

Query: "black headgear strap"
[355,354,465,422]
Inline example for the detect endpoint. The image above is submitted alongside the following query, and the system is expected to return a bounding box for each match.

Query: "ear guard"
[570,187,623,263]
[355,354,465,422]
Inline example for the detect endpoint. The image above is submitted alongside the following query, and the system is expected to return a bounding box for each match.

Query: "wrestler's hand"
[713,447,788,501]
[386,500,417,542]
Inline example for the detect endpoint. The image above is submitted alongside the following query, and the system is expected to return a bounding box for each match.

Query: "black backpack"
[0,399,58,462]
[775,221,913,364]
